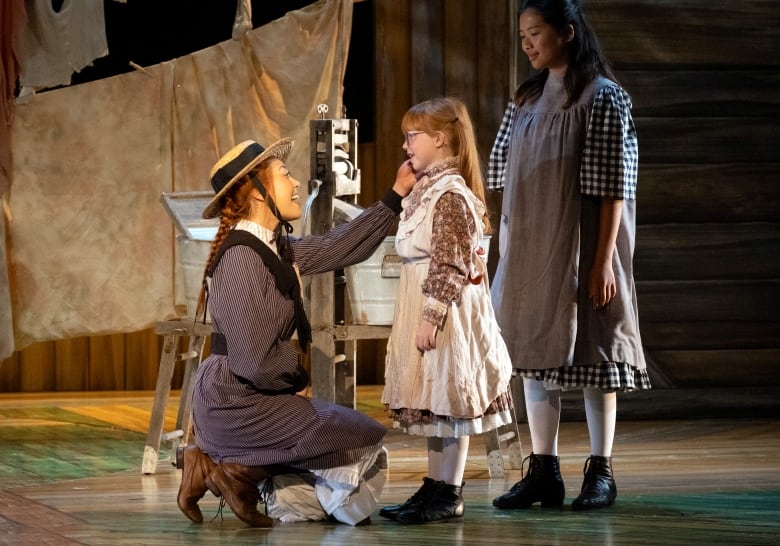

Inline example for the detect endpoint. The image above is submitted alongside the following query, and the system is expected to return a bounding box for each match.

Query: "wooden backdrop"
[1,0,778,393]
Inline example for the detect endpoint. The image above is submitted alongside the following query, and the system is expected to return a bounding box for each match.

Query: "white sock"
[427,437,443,480]
[523,377,561,456]
[439,436,469,486]
[583,388,617,457]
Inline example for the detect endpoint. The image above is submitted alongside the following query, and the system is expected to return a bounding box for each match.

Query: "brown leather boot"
[177,445,217,523]
[205,462,273,527]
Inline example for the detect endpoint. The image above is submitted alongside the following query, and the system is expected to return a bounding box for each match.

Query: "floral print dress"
[382,158,514,437]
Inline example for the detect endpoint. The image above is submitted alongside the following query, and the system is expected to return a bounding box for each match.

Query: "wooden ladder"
[484,375,526,478]
[141,320,212,474]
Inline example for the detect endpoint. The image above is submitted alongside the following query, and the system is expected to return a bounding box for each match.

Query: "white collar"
[234,219,277,255]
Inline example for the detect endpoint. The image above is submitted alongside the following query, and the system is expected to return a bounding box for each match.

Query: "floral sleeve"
[421,192,475,327]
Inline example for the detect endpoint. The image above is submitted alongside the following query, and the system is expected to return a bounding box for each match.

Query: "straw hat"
[202,137,294,219]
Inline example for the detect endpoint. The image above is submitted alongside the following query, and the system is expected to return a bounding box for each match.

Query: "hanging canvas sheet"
[1,0,352,358]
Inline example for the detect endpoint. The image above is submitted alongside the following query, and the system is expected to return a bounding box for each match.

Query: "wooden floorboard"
[1,388,779,545]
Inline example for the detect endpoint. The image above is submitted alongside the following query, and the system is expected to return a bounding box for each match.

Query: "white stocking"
[583,388,617,457]
[523,377,561,456]
[439,436,469,486]
[427,437,443,480]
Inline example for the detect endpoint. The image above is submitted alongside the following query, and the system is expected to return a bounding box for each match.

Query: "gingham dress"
[192,198,401,469]
[487,72,651,391]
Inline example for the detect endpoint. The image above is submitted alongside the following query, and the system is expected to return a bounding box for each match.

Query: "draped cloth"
[1,0,352,358]
[0,0,27,199]
[0,0,27,363]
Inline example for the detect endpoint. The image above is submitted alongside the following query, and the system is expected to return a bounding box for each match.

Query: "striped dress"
[192,195,401,469]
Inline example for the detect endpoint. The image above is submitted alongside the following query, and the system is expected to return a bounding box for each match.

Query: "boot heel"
[175,445,184,469]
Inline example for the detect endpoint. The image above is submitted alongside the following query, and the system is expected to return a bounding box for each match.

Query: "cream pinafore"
[382,173,513,437]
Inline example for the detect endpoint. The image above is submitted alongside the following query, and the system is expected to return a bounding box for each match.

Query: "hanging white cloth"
[16,0,108,91]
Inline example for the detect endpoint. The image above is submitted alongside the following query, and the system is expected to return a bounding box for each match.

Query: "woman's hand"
[415,319,438,352]
[391,159,418,197]
[588,260,616,309]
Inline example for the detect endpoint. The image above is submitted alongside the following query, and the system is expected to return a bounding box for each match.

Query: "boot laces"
[257,477,274,516]
[210,497,227,522]
[580,456,608,494]
[508,455,539,492]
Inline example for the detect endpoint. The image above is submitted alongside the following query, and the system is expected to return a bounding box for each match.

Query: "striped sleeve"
[580,85,639,200]
[292,200,398,276]
[486,101,517,191]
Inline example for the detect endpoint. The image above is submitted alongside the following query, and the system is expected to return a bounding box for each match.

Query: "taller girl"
[381,97,514,524]
[489,0,651,511]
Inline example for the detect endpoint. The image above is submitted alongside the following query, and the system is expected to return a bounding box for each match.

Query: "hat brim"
[202,137,294,219]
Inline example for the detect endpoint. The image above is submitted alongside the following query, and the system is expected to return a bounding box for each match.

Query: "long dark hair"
[514,0,616,108]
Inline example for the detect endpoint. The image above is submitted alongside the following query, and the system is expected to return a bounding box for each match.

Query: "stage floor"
[1,387,779,545]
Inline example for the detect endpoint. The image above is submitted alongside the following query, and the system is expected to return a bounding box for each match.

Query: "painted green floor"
[0,406,147,487]
[1,398,779,544]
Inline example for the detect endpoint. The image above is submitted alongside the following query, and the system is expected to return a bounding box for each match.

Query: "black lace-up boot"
[394,480,464,524]
[379,476,438,521]
[572,455,617,510]
[492,453,565,509]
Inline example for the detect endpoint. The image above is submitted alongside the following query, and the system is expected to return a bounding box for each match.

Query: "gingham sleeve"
[486,101,517,191]
[580,85,639,199]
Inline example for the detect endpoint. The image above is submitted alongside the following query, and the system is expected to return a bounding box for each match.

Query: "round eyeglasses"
[404,131,425,145]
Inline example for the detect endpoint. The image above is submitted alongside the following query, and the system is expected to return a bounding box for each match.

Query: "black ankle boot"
[379,477,439,521]
[395,481,464,524]
[571,455,617,511]
[492,453,565,509]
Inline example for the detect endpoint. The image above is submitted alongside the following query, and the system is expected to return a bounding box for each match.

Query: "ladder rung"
[161,430,184,441]
[176,350,199,362]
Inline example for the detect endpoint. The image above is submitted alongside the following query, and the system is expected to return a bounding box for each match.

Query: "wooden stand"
[141,320,211,474]
[308,117,364,407]
[484,376,526,478]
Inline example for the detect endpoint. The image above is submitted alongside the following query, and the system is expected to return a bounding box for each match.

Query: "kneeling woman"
[177,138,416,526]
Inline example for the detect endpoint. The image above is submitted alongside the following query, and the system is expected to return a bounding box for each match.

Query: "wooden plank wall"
[355,0,520,383]
[586,0,780,387]
[368,0,517,197]
[2,0,778,392]
[359,0,780,387]
[0,330,187,392]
